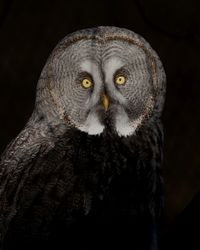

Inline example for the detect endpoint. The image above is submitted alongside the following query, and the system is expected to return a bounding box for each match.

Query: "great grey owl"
[0,26,166,250]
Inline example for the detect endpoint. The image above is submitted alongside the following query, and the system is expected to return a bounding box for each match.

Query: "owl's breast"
[70,131,140,209]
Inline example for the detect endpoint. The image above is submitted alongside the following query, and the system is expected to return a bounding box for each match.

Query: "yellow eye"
[81,78,93,89]
[115,75,126,85]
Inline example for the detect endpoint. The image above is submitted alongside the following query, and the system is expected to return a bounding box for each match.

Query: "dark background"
[0,0,200,248]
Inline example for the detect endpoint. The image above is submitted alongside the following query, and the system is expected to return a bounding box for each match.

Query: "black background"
[0,0,200,248]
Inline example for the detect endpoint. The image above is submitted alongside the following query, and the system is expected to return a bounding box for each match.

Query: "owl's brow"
[54,35,158,92]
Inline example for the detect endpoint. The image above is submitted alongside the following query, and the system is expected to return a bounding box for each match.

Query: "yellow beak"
[102,93,109,111]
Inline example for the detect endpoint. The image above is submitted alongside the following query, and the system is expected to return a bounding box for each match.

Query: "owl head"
[34,26,166,137]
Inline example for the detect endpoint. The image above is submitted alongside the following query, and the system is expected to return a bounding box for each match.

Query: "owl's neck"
[61,127,140,176]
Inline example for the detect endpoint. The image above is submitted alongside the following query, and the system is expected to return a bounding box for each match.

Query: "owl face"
[39,27,165,137]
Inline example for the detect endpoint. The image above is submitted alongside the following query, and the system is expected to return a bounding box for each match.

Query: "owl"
[0,27,166,250]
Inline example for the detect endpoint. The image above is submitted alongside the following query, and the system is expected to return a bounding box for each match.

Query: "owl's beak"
[102,93,110,111]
